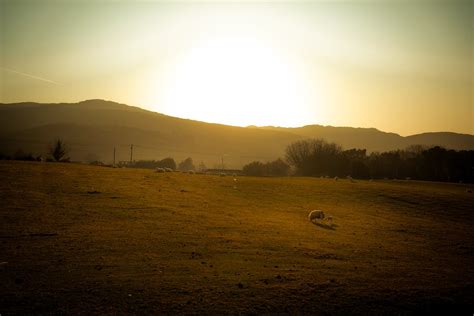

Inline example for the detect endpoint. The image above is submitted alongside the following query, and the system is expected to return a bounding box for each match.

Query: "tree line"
[2,137,473,183]
[0,139,70,162]
[243,139,474,183]
[0,139,203,172]
[242,159,290,177]
[129,157,201,171]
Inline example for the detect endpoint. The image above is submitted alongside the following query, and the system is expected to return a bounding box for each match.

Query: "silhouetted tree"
[49,139,70,162]
[132,158,177,170]
[285,139,342,176]
[342,149,368,178]
[243,159,290,177]
[266,158,290,176]
[132,160,160,169]
[157,157,176,170]
[243,161,266,176]
[285,139,474,183]
[421,146,450,181]
[178,157,195,171]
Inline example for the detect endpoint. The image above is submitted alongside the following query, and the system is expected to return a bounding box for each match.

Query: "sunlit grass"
[1,161,473,314]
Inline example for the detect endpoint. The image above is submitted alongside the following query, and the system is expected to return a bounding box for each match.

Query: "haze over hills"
[1,100,473,168]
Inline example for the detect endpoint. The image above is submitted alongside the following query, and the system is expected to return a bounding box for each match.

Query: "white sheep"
[155,167,165,173]
[308,210,325,221]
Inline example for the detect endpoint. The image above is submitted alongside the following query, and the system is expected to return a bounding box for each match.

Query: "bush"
[243,159,290,177]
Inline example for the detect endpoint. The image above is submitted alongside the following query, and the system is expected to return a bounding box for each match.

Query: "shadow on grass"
[312,221,338,230]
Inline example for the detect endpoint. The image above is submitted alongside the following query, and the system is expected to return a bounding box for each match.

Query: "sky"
[0,0,472,136]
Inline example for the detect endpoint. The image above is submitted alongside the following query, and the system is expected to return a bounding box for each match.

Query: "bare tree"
[285,139,342,176]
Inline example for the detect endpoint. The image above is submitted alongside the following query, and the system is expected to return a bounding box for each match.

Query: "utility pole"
[130,144,133,164]
[113,147,116,166]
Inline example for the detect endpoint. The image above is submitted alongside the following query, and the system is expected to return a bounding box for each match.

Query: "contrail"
[0,67,61,85]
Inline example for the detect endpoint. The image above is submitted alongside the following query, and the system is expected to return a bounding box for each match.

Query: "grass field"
[1,161,473,314]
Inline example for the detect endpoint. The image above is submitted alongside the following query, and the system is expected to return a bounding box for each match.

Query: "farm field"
[1,161,473,314]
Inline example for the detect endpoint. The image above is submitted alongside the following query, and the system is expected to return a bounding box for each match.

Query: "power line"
[1,138,277,161]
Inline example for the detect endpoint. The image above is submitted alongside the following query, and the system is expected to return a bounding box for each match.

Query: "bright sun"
[160,38,316,127]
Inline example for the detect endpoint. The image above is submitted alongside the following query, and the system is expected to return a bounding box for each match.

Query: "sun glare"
[159,38,315,127]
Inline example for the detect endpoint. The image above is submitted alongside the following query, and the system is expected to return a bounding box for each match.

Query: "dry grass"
[1,161,473,314]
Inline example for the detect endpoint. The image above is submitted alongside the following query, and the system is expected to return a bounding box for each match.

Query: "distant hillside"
[1,100,473,168]
[257,125,474,153]
[257,125,405,153]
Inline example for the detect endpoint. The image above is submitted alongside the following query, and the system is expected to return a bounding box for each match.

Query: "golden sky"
[0,0,472,135]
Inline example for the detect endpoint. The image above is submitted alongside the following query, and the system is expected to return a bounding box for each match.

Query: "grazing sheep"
[334,176,338,181]
[308,210,325,221]
[155,167,165,173]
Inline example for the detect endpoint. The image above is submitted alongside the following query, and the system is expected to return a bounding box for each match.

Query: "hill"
[258,125,474,153]
[1,100,473,167]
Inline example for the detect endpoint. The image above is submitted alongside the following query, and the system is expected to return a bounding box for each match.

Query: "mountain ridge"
[1,99,473,167]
